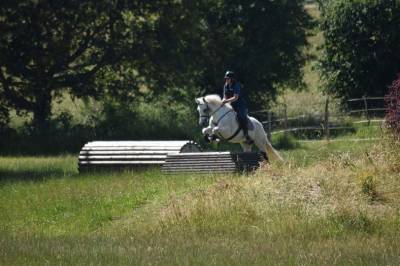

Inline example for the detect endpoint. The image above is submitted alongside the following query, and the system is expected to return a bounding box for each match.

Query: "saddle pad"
[247,117,255,130]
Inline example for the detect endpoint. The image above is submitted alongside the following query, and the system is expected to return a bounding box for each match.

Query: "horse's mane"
[204,94,222,105]
[203,94,233,109]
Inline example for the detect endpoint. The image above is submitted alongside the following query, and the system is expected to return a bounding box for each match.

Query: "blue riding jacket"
[223,81,247,119]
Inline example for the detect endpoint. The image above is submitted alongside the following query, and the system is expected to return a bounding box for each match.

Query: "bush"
[272,133,299,150]
[0,94,205,155]
[95,98,200,141]
[357,171,378,202]
[385,74,400,139]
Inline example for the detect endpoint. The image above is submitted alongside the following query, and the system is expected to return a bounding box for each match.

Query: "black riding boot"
[240,120,253,144]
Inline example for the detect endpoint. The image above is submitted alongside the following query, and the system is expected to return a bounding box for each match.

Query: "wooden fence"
[252,96,387,140]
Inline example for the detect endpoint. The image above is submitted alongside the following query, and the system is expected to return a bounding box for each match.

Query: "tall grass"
[1,130,400,265]
[0,157,226,237]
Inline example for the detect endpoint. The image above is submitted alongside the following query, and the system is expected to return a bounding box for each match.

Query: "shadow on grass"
[0,168,78,184]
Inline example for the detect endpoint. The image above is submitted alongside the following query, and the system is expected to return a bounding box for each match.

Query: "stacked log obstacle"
[161,152,262,174]
[78,141,201,172]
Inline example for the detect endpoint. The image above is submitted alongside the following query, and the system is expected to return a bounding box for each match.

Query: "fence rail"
[348,108,386,114]
[251,96,387,140]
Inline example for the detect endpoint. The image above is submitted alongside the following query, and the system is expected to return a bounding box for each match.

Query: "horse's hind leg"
[261,151,268,161]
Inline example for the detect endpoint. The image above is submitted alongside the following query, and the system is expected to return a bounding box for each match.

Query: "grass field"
[2,4,399,265]
[1,126,399,265]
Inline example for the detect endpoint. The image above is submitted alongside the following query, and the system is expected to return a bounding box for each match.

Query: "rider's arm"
[222,83,240,104]
[222,94,238,104]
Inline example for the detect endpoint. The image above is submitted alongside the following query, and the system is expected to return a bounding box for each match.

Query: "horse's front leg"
[202,126,213,136]
[201,126,219,143]
[211,126,221,138]
[202,127,217,143]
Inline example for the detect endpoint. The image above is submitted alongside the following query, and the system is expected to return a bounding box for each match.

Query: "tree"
[0,0,312,133]
[319,0,400,103]
[0,0,204,130]
[0,1,126,129]
[196,0,311,109]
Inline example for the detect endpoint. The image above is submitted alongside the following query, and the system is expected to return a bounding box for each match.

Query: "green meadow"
[1,126,399,265]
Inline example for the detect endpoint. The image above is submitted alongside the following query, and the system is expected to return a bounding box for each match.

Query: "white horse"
[195,94,283,161]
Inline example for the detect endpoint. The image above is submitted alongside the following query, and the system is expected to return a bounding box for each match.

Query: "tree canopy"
[0,0,202,129]
[319,0,400,102]
[0,0,311,131]
[196,0,311,108]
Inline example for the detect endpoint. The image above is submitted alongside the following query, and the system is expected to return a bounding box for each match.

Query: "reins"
[212,109,233,126]
[201,97,229,123]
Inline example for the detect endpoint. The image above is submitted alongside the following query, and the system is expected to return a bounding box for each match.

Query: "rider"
[221,70,253,144]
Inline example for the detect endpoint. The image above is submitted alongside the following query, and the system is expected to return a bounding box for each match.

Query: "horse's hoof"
[261,152,268,161]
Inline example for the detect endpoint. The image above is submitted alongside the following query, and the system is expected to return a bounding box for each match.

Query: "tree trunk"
[32,91,52,133]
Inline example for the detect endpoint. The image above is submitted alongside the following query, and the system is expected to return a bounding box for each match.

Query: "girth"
[224,126,241,141]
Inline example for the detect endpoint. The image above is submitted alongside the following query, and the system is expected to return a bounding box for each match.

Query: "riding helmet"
[224,70,235,79]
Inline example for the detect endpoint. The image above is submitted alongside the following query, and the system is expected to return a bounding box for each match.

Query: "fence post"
[363,95,370,125]
[283,104,288,137]
[324,96,330,140]
[267,111,272,141]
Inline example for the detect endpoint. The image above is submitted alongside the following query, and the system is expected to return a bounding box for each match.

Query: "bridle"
[199,97,211,121]
[199,97,233,126]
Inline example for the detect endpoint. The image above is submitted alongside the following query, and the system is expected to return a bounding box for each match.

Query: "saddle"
[246,117,255,130]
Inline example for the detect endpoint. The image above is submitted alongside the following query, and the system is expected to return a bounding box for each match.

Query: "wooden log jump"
[78,140,201,172]
[161,152,262,174]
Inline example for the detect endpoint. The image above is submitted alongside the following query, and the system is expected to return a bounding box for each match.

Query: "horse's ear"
[195,98,199,104]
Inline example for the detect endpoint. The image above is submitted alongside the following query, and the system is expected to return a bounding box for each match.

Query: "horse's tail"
[265,141,284,162]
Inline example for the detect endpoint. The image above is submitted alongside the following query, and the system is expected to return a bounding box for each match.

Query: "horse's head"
[195,97,210,127]
[195,95,226,127]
